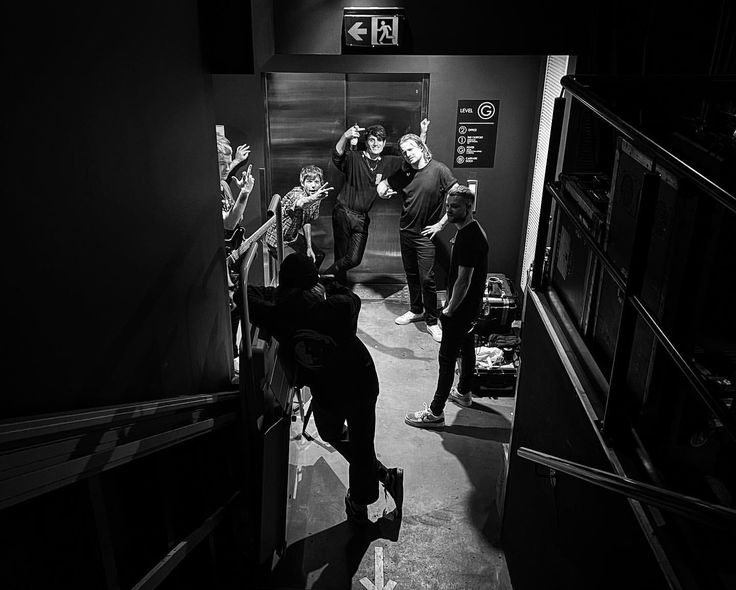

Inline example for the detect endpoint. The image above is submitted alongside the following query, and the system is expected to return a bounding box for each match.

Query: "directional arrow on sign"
[360,546,396,590]
[348,21,368,41]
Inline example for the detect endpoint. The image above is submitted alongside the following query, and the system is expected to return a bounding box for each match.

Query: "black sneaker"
[345,492,370,525]
[384,467,404,512]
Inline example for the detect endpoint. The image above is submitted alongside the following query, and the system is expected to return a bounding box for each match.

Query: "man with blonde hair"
[378,133,457,342]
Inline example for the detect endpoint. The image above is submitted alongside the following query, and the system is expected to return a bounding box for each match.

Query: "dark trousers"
[325,204,370,283]
[430,313,476,416]
[400,230,438,326]
[311,395,388,506]
[269,233,325,270]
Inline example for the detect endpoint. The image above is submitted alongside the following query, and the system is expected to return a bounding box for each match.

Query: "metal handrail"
[561,75,736,215]
[235,199,281,401]
[517,447,736,530]
[266,193,283,270]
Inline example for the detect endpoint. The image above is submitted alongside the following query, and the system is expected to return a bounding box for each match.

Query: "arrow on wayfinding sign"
[360,546,397,590]
[348,21,368,41]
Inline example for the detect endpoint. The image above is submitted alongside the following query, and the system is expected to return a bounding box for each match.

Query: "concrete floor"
[264,284,515,590]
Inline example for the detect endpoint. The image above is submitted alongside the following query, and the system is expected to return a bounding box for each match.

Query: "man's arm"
[335,124,362,156]
[227,143,250,175]
[376,179,394,199]
[443,266,474,316]
[421,213,449,239]
[419,118,430,144]
[421,180,458,238]
[303,222,315,262]
[223,166,255,231]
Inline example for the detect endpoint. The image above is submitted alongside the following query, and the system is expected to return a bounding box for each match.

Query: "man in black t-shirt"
[405,185,489,428]
[378,133,457,342]
[325,120,429,285]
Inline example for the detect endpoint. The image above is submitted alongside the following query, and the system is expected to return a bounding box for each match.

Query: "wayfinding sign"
[343,8,405,49]
[454,100,500,168]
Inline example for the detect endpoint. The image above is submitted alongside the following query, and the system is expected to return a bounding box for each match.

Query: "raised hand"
[344,124,365,141]
[312,182,333,199]
[233,143,251,165]
[234,164,254,194]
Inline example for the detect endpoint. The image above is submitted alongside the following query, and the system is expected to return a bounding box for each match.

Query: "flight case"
[470,273,521,396]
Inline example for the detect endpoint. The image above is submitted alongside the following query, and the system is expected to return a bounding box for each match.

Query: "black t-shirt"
[332,149,403,213]
[386,159,457,233]
[447,220,489,321]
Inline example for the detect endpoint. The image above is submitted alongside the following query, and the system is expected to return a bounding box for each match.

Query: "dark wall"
[273,0,598,56]
[3,2,232,418]
[272,0,734,75]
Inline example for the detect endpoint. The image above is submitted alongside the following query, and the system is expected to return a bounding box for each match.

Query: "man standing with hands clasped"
[404,185,488,428]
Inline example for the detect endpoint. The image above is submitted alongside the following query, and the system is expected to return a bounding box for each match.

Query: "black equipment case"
[466,273,522,397]
[475,273,520,336]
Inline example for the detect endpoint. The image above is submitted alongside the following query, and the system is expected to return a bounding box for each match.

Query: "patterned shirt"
[265,187,321,249]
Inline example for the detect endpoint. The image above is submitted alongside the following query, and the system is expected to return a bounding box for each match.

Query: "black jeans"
[310,395,388,505]
[430,313,476,416]
[268,233,325,270]
[399,230,438,326]
[325,204,370,283]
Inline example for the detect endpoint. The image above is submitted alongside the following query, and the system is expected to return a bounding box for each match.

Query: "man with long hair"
[378,133,457,342]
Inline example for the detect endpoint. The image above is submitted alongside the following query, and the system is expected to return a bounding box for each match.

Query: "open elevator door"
[265,72,429,283]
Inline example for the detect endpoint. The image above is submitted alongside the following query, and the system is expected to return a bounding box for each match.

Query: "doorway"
[264,72,429,283]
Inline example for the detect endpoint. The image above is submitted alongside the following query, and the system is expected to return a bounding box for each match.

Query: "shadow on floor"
[258,455,402,589]
[440,406,511,550]
[263,514,402,589]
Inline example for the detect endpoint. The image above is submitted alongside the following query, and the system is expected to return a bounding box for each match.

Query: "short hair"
[300,165,324,185]
[447,184,475,208]
[366,124,387,141]
[398,133,433,163]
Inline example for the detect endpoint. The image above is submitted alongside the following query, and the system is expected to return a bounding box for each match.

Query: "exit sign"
[343,8,406,51]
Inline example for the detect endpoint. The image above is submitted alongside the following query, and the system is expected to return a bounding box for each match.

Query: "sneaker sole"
[404,417,444,429]
[449,396,472,408]
[395,315,424,325]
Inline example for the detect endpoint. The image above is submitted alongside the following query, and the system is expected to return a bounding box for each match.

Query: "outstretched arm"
[376,179,396,199]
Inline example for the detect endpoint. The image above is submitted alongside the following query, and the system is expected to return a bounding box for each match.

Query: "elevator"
[264,73,429,283]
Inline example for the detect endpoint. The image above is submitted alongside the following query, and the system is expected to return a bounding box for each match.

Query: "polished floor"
[261,284,515,590]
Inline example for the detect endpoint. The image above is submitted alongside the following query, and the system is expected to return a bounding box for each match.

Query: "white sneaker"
[405,403,445,429]
[427,324,442,342]
[395,311,424,325]
[449,387,472,407]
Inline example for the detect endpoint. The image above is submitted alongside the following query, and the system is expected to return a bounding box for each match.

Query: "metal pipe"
[517,446,736,530]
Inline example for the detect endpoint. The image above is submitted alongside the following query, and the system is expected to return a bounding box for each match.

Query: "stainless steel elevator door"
[265,72,428,283]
